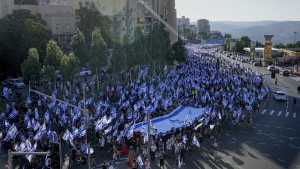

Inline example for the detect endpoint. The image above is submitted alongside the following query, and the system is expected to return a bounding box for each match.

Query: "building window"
[165,19,167,22]
[122,27,125,31]
[65,24,70,29]
[79,1,82,5]
[85,1,89,5]
[56,24,59,30]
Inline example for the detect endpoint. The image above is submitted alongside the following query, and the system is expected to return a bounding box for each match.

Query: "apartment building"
[0,0,75,52]
[177,16,190,36]
[197,19,210,34]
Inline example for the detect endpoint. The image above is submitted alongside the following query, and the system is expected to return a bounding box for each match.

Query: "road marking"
[225,133,229,136]
[269,110,275,115]
[270,137,276,139]
[285,112,289,117]
[262,109,267,114]
[276,126,282,129]
[264,153,270,157]
[277,159,285,163]
[232,137,237,141]
[253,149,260,153]
[289,137,295,140]
[279,140,285,143]
[292,164,300,168]
[293,113,296,118]
[277,111,282,116]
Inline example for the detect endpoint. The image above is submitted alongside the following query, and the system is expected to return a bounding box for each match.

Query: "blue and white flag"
[137,155,144,168]
[48,131,59,142]
[0,112,5,119]
[2,87,11,99]
[35,108,39,119]
[26,97,32,104]
[104,126,112,135]
[183,134,188,144]
[127,123,135,139]
[8,109,18,119]
[44,110,50,122]
[193,135,200,148]
[4,120,10,127]
[72,128,79,137]
[4,124,18,142]
[34,123,47,141]
[78,126,86,137]
[63,130,70,141]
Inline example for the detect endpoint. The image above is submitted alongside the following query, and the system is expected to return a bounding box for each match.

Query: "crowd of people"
[0,44,268,168]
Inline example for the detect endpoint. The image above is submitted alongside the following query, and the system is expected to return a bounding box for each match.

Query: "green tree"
[168,38,187,62]
[60,53,81,81]
[14,0,39,5]
[71,28,88,65]
[110,43,125,73]
[224,33,232,38]
[90,27,108,71]
[75,7,112,46]
[232,36,252,54]
[44,40,63,70]
[150,23,170,67]
[132,26,149,65]
[21,48,41,81]
[0,9,51,76]
[40,65,55,82]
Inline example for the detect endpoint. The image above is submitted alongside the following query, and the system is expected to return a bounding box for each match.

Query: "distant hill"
[209,21,300,44]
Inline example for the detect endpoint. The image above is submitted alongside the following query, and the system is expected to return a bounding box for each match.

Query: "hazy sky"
[176,0,300,22]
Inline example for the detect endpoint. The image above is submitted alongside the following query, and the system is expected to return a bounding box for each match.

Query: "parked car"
[80,68,92,77]
[2,78,25,89]
[267,65,275,71]
[273,91,287,101]
[280,70,289,76]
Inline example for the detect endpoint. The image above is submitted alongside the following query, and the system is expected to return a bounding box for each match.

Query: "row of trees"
[1,7,187,81]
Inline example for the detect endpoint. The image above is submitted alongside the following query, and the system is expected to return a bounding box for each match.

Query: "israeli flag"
[63,130,70,141]
[61,113,67,124]
[104,126,112,135]
[72,128,79,137]
[137,155,144,168]
[0,112,5,119]
[32,119,40,131]
[193,135,200,148]
[78,126,86,137]
[26,97,32,104]
[26,119,31,129]
[127,123,135,139]
[48,131,59,142]
[2,87,11,99]
[8,109,18,119]
[19,142,27,152]
[35,108,39,119]
[44,110,50,122]
[4,124,18,141]
[4,120,10,127]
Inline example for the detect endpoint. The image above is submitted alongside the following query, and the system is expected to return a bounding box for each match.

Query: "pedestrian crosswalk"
[261,109,298,119]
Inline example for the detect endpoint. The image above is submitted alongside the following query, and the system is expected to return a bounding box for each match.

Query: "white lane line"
[225,133,229,136]
[292,164,300,168]
[262,109,267,114]
[277,159,285,163]
[269,110,275,115]
[264,153,270,157]
[270,137,276,139]
[253,149,260,153]
[277,111,282,116]
[232,138,237,141]
[293,113,296,118]
[285,112,289,117]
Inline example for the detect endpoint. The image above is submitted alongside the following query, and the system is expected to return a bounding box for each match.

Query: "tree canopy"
[0,9,51,78]
[21,48,42,81]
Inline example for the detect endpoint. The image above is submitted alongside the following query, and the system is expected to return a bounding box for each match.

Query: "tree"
[110,43,125,73]
[224,33,232,39]
[40,65,55,82]
[44,40,63,70]
[232,36,252,54]
[60,53,81,81]
[168,38,187,62]
[0,9,51,77]
[90,27,108,71]
[21,48,41,81]
[75,7,112,47]
[71,28,88,65]
[150,23,170,67]
[14,0,39,5]
[132,26,149,65]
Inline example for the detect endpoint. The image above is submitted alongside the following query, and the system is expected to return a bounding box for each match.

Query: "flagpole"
[147,112,151,161]
[83,84,91,169]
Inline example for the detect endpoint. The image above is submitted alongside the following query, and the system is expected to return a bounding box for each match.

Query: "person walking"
[159,150,165,168]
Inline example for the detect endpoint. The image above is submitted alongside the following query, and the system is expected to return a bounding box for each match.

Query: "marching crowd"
[0,44,267,169]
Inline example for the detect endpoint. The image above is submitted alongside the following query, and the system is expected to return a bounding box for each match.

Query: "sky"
[176,0,300,22]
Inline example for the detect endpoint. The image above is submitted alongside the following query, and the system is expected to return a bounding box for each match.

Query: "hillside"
[209,21,300,44]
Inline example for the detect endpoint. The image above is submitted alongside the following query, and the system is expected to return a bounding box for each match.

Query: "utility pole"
[83,84,91,169]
